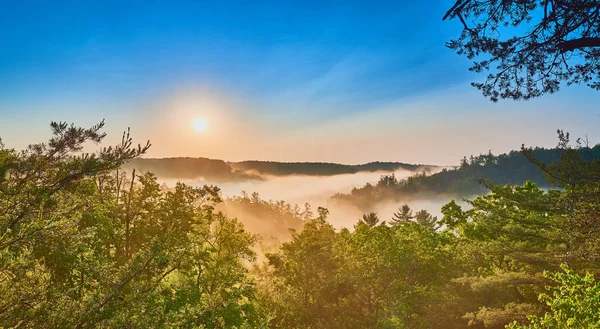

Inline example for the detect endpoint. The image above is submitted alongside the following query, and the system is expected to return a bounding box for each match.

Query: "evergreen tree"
[390,204,413,225]
[414,209,438,229]
[360,212,380,227]
[444,0,600,101]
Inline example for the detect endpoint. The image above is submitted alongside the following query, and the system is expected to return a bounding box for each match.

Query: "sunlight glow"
[193,117,208,132]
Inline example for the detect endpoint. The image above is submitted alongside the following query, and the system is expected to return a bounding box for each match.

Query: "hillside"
[230,160,433,176]
[122,157,255,181]
[123,157,434,181]
[332,145,600,211]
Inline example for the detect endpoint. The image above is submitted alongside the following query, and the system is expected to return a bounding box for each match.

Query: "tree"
[337,223,459,329]
[444,0,600,101]
[440,180,576,328]
[507,265,600,329]
[263,214,341,329]
[221,193,304,240]
[0,122,268,328]
[377,173,398,188]
[391,204,414,225]
[414,209,438,229]
[331,146,596,210]
[522,129,600,187]
[360,212,380,227]
[261,208,460,329]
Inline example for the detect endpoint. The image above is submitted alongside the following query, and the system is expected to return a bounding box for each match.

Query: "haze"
[161,167,450,228]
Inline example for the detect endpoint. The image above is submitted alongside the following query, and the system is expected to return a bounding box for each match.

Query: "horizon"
[132,157,443,168]
[129,140,586,167]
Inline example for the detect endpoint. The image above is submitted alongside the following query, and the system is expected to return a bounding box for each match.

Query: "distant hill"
[123,157,434,181]
[331,145,600,211]
[123,157,256,182]
[230,161,434,176]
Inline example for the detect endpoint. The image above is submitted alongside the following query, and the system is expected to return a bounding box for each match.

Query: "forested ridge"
[333,145,600,211]
[3,122,600,329]
[230,161,433,176]
[123,157,433,181]
[123,157,256,181]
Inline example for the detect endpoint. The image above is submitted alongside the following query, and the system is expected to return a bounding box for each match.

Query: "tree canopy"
[333,145,600,211]
[0,122,268,328]
[3,122,600,328]
[444,0,600,101]
[507,265,600,329]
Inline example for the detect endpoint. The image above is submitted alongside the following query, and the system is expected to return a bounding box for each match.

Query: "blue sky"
[1,0,599,165]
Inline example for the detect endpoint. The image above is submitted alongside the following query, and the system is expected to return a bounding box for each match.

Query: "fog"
[158,166,472,230]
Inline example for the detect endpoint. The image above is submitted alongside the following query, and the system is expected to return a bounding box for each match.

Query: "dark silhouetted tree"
[377,173,398,188]
[391,204,413,225]
[360,212,380,227]
[444,0,600,101]
[414,209,438,229]
[317,206,330,221]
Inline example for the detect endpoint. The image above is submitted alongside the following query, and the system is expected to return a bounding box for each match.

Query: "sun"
[192,117,208,132]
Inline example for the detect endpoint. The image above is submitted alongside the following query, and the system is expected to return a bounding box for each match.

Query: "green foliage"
[333,146,600,211]
[437,134,600,328]
[252,131,600,329]
[4,123,600,329]
[507,265,600,329]
[261,215,339,329]
[261,212,458,329]
[438,181,576,328]
[444,0,600,101]
[0,122,267,328]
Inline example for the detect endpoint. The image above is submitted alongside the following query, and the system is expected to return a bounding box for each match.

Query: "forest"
[3,0,600,328]
[333,146,600,211]
[123,157,432,181]
[2,122,600,329]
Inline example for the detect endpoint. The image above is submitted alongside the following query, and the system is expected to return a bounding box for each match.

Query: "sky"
[1,0,599,165]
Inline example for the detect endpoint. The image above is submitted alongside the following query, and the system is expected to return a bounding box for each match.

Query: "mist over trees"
[3,123,600,328]
[3,10,600,322]
[0,123,267,328]
[218,192,306,241]
[230,161,433,176]
[333,145,600,211]
[124,157,433,182]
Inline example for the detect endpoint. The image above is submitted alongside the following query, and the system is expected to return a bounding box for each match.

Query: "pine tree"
[360,212,380,227]
[390,204,413,225]
[414,209,438,229]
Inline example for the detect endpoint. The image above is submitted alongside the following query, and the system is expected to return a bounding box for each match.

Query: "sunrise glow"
[192,117,208,132]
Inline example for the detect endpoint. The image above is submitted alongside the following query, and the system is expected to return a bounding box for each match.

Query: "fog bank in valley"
[158,166,467,231]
